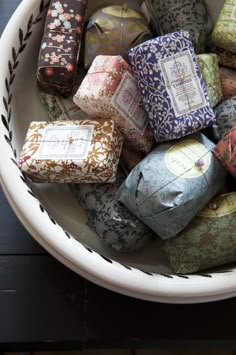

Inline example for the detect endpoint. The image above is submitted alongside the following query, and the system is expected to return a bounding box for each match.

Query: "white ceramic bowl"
[0,0,234,304]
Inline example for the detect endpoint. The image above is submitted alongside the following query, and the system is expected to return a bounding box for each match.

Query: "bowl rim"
[1,0,236,304]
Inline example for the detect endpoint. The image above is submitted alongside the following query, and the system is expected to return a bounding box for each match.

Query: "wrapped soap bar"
[73,55,154,153]
[197,54,223,108]
[70,167,154,252]
[120,142,146,175]
[213,127,236,178]
[18,118,123,183]
[36,0,87,97]
[220,67,236,99]
[212,97,236,141]
[128,31,216,143]
[83,5,152,69]
[143,0,212,53]
[215,47,236,70]
[163,192,236,274]
[211,0,236,53]
[117,133,226,240]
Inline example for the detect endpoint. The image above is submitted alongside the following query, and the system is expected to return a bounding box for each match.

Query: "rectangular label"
[231,4,236,20]
[159,50,206,117]
[111,71,149,135]
[38,125,94,160]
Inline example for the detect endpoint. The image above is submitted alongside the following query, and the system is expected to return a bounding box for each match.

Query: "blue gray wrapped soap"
[213,96,236,141]
[70,168,154,252]
[117,133,226,240]
[128,31,215,143]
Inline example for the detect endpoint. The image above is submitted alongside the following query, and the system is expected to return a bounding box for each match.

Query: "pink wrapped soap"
[73,55,154,154]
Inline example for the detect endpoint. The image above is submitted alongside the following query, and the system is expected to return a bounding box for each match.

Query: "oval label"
[198,192,236,218]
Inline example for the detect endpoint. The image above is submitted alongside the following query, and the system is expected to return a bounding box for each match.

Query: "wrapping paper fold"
[83,5,152,69]
[163,192,236,274]
[211,0,236,53]
[213,127,236,178]
[212,97,236,141]
[220,67,236,99]
[197,54,223,108]
[37,0,87,97]
[128,31,215,143]
[70,168,154,252]
[143,0,212,53]
[117,133,226,240]
[73,55,154,153]
[18,119,123,183]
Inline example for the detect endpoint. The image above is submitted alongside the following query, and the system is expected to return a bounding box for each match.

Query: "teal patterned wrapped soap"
[212,96,236,141]
[163,192,236,274]
[117,133,226,240]
[70,168,154,252]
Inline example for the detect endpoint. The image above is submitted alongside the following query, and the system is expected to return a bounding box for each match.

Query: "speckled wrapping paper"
[117,133,226,240]
[212,96,236,141]
[143,0,212,53]
[220,67,236,99]
[197,54,223,108]
[83,4,152,69]
[128,31,215,143]
[163,192,236,274]
[213,126,236,178]
[37,0,87,97]
[73,55,154,153]
[215,47,236,70]
[211,0,236,53]
[18,118,123,183]
[69,167,154,252]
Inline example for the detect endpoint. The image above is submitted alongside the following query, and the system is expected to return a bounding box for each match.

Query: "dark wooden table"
[1,0,236,353]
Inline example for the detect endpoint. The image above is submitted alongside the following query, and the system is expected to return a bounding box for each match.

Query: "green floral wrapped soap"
[163,192,236,274]
[211,0,236,53]
[197,54,223,108]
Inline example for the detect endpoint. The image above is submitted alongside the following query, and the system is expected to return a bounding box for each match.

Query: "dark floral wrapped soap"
[70,168,154,252]
[37,0,87,97]
[212,97,236,141]
[128,31,215,143]
[117,133,226,240]
[163,192,236,274]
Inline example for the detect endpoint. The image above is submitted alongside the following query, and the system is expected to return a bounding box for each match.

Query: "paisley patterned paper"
[128,31,215,143]
[144,0,212,53]
[197,54,223,108]
[73,55,154,153]
[213,127,236,178]
[37,0,87,97]
[117,133,226,240]
[163,193,236,274]
[212,97,236,141]
[211,0,236,53]
[70,168,154,252]
[215,47,236,70]
[220,67,236,99]
[18,118,123,183]
[83,5,152,69]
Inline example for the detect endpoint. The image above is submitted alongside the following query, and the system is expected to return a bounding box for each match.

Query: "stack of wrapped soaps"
[17,0,236,273]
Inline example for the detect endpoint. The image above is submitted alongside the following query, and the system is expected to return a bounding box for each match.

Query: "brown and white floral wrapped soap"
[18,119,123,183]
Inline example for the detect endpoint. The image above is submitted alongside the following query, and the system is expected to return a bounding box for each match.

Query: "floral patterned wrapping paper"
[37,0,87,97]
[143,0,212,53]
[197,54,223,108]
[18,118,123,183]
[128,31,216,143]
[163,192,236,274]
[73,55,155,153]
[220,67,236,99]
[215,47,236,70]
[69,167,154,252]
[117,133,226,240]
[83,5,152,70]
[120,142,147,175]
[212,96,236,141]
[213,127,236,178]
[211,0,236,53]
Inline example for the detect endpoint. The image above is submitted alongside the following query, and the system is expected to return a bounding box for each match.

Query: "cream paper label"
[198,192,236,217]
[38,125,94,160]
[159,50,206,117]
[165,139,211,178]
[112,71,149,135]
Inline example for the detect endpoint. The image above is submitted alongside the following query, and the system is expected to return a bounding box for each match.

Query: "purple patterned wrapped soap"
[128,31,216,143]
